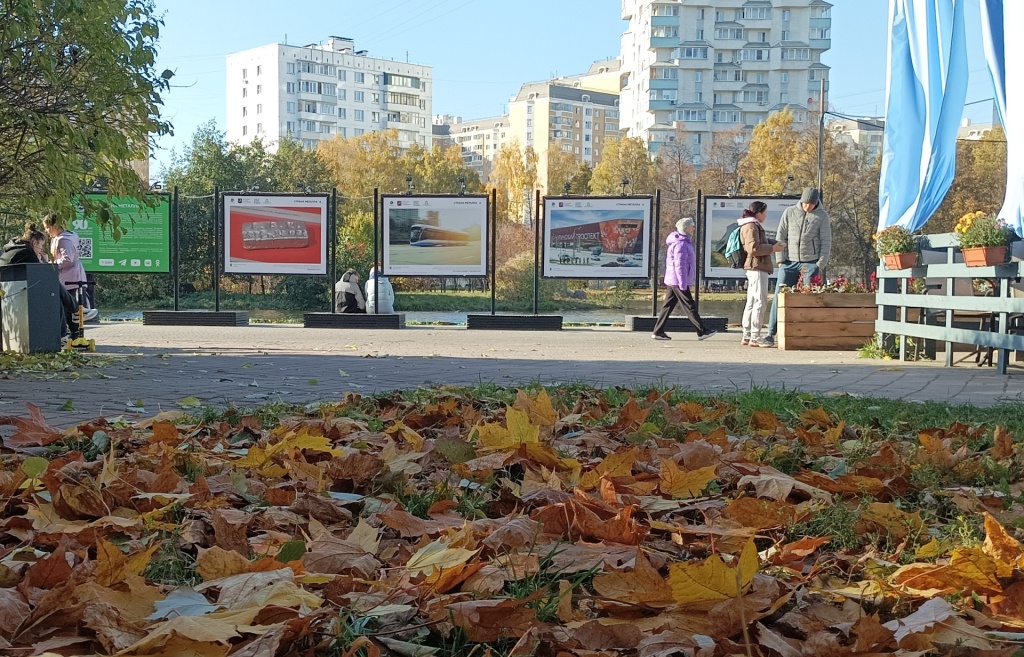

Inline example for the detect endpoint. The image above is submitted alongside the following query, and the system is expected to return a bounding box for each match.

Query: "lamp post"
[620,176,630,196]
[563,181,571,196]
[405,174,415,195]
[458,175,466,196]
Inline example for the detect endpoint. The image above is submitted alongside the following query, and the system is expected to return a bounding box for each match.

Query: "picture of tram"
[409,224,472,247]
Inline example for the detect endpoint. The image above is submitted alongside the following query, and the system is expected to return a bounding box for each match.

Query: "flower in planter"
[873,225,917,255]
[954,211,1017,249]
[785,272,872,294]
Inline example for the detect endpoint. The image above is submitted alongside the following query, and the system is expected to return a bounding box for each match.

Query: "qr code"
[77,238,93,259]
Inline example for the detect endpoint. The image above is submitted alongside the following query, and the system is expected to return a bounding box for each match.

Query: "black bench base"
[143,310,249,326]
[466,314,563,330]
[627,315,729,333]
[304,313,406,329]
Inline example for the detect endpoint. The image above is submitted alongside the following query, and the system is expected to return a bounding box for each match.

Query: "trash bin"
[0,263,63,352]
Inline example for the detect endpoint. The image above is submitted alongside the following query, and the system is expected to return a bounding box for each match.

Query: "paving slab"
[1,322,1022,428]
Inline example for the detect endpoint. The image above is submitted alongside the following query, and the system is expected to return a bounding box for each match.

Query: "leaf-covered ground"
[1,385,1023,657]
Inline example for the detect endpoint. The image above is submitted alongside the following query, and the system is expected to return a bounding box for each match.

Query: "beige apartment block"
[226,36,433,152]
[619,0,832,159]
[445,115,510,181]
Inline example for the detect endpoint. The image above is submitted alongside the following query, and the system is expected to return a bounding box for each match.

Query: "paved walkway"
[2,322,1022,427]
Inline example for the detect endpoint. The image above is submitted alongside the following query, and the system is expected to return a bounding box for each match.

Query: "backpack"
[724,227,747,269]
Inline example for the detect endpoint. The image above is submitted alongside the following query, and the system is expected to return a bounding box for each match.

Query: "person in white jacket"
[364,267,395,314]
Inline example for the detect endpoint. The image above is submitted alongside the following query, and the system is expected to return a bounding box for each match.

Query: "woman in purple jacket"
[651,218,717,341]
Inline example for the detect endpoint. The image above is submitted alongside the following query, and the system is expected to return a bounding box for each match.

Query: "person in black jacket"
[1,222,81,341]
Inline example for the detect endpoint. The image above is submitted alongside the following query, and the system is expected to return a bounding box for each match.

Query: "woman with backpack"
[737,202,785,347]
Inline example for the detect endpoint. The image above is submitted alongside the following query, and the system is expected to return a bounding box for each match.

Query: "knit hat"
[800,187,820,204]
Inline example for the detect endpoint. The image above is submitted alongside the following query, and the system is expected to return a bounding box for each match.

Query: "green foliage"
[0,0,173,220]
[874,225,917,255]
[495,252,566,307]
[954,212,1017,249]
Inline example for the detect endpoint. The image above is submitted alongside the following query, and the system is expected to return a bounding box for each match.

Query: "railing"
[875,233,1024,373]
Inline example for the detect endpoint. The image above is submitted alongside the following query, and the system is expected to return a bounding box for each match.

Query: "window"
[354,91,364,102]
[527,105,533,114]
[652,4,679,16]
[320,102,334,114]
[759,31,767,42]
[781,30,790,41]
[755,73,766,84]
[678,47,708,59]
[338,70,346,81]
[242,107,247,117]
[354,109,364,121]
[372,92,380,103]
[373,75,380,85]
[286,101,296,112]
[782,9,791,21]
[299,61,316,73]
[743,7,770,19]
[780,92,789,103]
[302,120,316,131]
[713,93,724,104]
[696,29,704,40]
[742,91,768,103]
[793,110,808,122]
[678,109,706,121]
[715,28,743,39]
[256,103,262,114]
[695,71,703,83]
[526,132,532,140]
[303,101,316,112]
[338,108,346,119]
[714,10,725,21]
[256,84,262,94]
[338,127,346,137]
[354,72,365,83]
[286,82,295,94]
[712,110,741,123]
[256,65,261,76]
[584,121,591,129]
[338,89,346,100]
[817,7,831,18]
[256,122,262,133]
[372,112,380,122]
[649,89,677,101]
[242,68,247,79]
[242,88,247,98]
[694,91,703,102]
[526,118,533,127]
[561,143,572,152]
[716,52,724,63]
[354,128,364,136]
[811,28,832,39]
[584,135,590,142]
[809,70,817,81]
[652,26,678,38]
[286,121,295,134]
[781,48,810,60]
[693,133,702,145]
[242,125,247,135]
[741,48,769,61]
[584,147,591,155]
[286,63,295,75]
[697,9,704,19]
[781,73,789,83]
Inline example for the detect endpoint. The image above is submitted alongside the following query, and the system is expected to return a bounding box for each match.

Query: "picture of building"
[543,197,652,279]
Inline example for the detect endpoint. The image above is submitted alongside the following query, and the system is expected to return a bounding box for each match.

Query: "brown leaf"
[882,597,955,644]
[302,534,380,578]
[197,546,253,581]
[0,402,63,448]
[725,497,797,530]
[769,536,831,566]
[561,619,643,650]
[0,588,30,637]
[532,500,649,545]
[851,614,895,652]
[636,630,701,657]
[211,508,252,556]
[983,512,1024,577]
[857,502,925,540]
[23,544,74,590]
[992,426,1016,459]
[445,598,537,642]
[592,550,673,606]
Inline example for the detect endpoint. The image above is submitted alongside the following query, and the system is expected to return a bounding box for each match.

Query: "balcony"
[651,15,679,27]
[649,36,679,49]
[649,77,679,89]
[648,99,677,111]
[810,38,831,50]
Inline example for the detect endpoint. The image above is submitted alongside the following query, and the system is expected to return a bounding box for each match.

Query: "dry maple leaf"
[0,403,64,448]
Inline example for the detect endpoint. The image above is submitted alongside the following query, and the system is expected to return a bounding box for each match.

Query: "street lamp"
[458,174,466,196]
[563,181,571,196]
[405,174,415,195]
[620,176,630,196]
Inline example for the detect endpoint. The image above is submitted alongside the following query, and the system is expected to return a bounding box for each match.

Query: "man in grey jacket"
[761,187,832,347]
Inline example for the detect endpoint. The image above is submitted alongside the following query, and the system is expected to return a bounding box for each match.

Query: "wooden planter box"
[778,293,877,351]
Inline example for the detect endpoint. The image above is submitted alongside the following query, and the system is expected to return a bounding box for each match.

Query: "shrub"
[873,225,916,255]
[954,212,1017,249]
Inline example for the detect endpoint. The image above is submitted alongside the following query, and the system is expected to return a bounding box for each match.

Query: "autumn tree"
[317,130,407,214]
[738,108,811,195]
[491,139,538,223]
[694,130,747,196]
[0,0,173,223]
[926,127,1007,234]
[404,143,482,195]
[655,133,698,229]
[590,137,656,195]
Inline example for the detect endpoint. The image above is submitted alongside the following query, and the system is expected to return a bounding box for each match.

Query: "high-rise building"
[226,36,433,151]
[445,115,510,180]
[619,1,832,158]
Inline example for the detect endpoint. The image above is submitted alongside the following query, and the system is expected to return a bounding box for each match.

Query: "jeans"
[767,260,819,338]
[742,270,769,339]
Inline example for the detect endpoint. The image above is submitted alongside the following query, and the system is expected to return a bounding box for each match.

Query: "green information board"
[73,195,171,273]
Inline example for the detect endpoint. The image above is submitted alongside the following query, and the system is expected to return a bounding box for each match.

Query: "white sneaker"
[82,308,98,322]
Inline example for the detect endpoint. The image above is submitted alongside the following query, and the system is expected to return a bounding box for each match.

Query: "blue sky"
[151,0,996,178]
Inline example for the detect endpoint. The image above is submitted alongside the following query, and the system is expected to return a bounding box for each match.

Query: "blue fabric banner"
[878,0,969,232]
[980,0,1024,238]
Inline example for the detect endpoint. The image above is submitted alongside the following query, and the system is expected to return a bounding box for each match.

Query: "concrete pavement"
[1,322,1022,427]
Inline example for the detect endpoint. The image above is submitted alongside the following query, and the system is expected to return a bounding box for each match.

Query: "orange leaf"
[668,538,759,605]
[725,497,797,530]
[983,513,1024,578]
[0,402,63,448]
[197,546,252,582]
[445,598,538,642]
[992,426,1016,459]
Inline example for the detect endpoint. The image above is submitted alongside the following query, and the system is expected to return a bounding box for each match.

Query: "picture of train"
[409,224,472,247]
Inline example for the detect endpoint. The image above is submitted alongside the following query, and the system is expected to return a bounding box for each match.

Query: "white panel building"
[226,36,433,151]
[619,0,832,158]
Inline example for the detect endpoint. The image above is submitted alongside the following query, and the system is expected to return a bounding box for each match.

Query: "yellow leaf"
[983,513,1024,578]
[579,447,641,490]
[475,406,540,451]
[800,407,832,427]
[405,540,479,577]
[196,546,252,582]
[388,420,425,450]
[347,518,381,555]
[914,537,952,561]
[858,502,925,540]
[659,462,717,499]
[513,388,558,426]
[668,538,759,605]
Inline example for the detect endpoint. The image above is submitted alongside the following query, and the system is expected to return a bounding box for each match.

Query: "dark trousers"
[652,285,706,336]
[58,285,78,336]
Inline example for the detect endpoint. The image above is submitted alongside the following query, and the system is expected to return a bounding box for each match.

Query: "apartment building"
[619,0,832,158]
[830,116,885,158]
[507,82,621,194]
[226,36,433,151]
[445,115,510,180]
